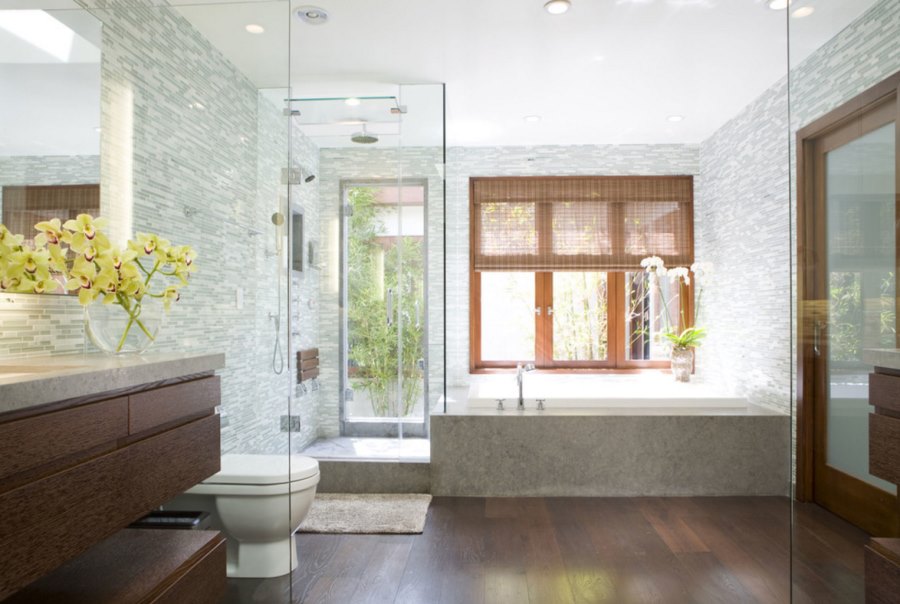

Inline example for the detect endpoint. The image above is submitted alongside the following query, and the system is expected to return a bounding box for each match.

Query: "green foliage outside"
[347,187,424,417]
[829,271,895,363]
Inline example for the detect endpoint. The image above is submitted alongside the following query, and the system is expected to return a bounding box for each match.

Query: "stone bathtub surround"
[0,352,224,414]
[430,407,791,497]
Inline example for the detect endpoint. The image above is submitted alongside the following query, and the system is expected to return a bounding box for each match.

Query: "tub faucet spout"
[516,363,535,410]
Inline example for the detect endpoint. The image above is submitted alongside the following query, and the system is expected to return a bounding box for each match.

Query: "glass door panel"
[824,121,896,491]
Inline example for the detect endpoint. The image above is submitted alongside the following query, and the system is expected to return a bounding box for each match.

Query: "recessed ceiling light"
[591,55,605,62]
[296,6,329,24]
[544,0,571,15]
[524,115,542,123]
[94,127,102,133]
[667,115,684,122]
[345,97,361,106]
[766,0,791,10]
[791,6,814,18]
[245,24,265,34]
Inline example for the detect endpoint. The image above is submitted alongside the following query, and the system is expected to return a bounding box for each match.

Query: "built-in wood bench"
[4,529,225,604]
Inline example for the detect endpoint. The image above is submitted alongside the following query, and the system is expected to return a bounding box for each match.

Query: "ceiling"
[173,0,880,147]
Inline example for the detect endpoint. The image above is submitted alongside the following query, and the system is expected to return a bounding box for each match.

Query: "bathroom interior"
[0,0,897,602]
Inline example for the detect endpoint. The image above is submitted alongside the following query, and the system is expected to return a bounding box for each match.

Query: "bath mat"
[298,493,432,534]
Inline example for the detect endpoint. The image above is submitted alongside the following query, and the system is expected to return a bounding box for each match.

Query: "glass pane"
[480,272,534,361]
[625,271,681,361]
[825,121,896,491]
[345,184,401,419]
[552,272,608,361]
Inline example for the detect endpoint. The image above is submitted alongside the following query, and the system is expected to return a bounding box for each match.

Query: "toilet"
[165,453,320,579]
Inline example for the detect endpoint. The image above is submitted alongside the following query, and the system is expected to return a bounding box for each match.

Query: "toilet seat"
[187,453,320,496]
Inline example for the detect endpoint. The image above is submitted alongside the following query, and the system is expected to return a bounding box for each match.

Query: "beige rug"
[299,494,432,534]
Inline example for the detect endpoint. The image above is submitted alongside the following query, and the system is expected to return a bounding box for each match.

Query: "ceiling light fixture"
[667,115,684,122]
[766,0,791,10]
[544,0,571,15]
[791,6,814,18]
[245,24,265,34]
[345,97,361,106]
[296,6,329,25]
[524,115,542,123]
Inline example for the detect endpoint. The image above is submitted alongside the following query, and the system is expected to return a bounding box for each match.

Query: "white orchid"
[668,267,690,286]
[640,256,667,275]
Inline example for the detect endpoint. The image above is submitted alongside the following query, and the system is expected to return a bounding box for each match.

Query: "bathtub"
[453,373,749,413]
[432,374,790,497]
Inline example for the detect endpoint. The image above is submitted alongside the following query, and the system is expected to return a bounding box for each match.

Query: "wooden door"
[798,72,900,536]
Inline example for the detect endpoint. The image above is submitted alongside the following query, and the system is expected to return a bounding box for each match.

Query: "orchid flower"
[34,218,64,247]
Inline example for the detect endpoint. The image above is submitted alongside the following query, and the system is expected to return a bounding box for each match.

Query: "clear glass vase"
[670,346,694,382]
[84,296,164,354]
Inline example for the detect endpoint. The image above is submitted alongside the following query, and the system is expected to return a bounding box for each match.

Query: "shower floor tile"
[301,437,430,461]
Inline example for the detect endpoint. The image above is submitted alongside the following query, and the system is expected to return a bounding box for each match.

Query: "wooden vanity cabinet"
[0,374,224,602]
[867,369,900,602]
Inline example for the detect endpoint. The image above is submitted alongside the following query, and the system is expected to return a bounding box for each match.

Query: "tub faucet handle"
[536,399,545,411]
[496,398,505,411]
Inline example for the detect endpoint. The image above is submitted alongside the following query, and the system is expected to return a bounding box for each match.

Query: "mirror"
[0,8,101,294]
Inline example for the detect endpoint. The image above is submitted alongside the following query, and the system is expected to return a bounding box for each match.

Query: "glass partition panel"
[792,1,899,600]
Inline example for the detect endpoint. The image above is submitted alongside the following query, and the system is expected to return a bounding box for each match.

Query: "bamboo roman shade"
[471,176,694,271]
[1,184,100,244]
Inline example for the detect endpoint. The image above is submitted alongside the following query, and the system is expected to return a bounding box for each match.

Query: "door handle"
[547,306,554,316]
[387,288,394,326]
[415,299,421,329]
[814,320,825,357]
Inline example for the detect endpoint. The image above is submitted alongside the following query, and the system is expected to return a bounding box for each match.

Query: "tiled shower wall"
[445,144,701,386]
[697,0,900,414]
[0,3,305,455]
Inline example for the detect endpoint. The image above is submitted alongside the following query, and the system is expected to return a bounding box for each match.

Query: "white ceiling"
[173,0,880,147]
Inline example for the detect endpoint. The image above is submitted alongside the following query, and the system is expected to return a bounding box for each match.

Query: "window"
[470,176,694,370]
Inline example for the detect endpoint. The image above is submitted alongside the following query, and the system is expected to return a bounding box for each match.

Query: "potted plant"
[640,256,710,382]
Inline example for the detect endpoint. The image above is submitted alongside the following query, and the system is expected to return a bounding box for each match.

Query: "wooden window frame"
[468,174,696,373]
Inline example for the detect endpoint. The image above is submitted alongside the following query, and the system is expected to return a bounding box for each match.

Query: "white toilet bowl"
[166,453,320,579]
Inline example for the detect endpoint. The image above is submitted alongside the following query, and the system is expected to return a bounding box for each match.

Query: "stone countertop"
[0,352,225,415]
[864,349,900,371]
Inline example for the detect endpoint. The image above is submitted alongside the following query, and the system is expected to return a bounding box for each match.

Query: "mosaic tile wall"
[0,3,302,455]
[697,0,900,415]
[445,144,701,386]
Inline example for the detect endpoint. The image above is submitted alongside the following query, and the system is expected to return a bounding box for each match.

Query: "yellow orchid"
[129,232,170,258]
[16,277,60,294]
[0,224,24,255]
[7,248,53,281]
[34,218,65,247]
[1,216,196,353]
[161,285,181,311]
[63,214,110,255]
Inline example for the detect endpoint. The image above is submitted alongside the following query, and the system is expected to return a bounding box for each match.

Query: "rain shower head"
[351,125,378,145]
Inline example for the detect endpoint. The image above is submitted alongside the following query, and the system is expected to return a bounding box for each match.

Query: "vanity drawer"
[870,411,900,485]
[0,413,220,600]
[128,376,219,435]
[0,397,128,488]
[870,372,900,414]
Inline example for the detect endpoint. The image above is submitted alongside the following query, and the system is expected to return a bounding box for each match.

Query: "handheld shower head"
[304,173,316,183]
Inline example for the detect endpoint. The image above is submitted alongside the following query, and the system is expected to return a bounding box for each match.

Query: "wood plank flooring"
[224,497,868,604]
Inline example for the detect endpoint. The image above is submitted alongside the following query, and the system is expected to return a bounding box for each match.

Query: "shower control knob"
[496,399,505,411]
[536,399,546,411]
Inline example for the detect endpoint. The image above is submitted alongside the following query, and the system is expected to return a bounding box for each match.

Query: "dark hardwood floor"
[224,497,868,604]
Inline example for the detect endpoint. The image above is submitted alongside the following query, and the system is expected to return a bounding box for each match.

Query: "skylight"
[0,10,75,62]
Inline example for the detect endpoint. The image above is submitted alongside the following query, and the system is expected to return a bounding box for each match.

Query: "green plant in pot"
[640,256,711,382]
